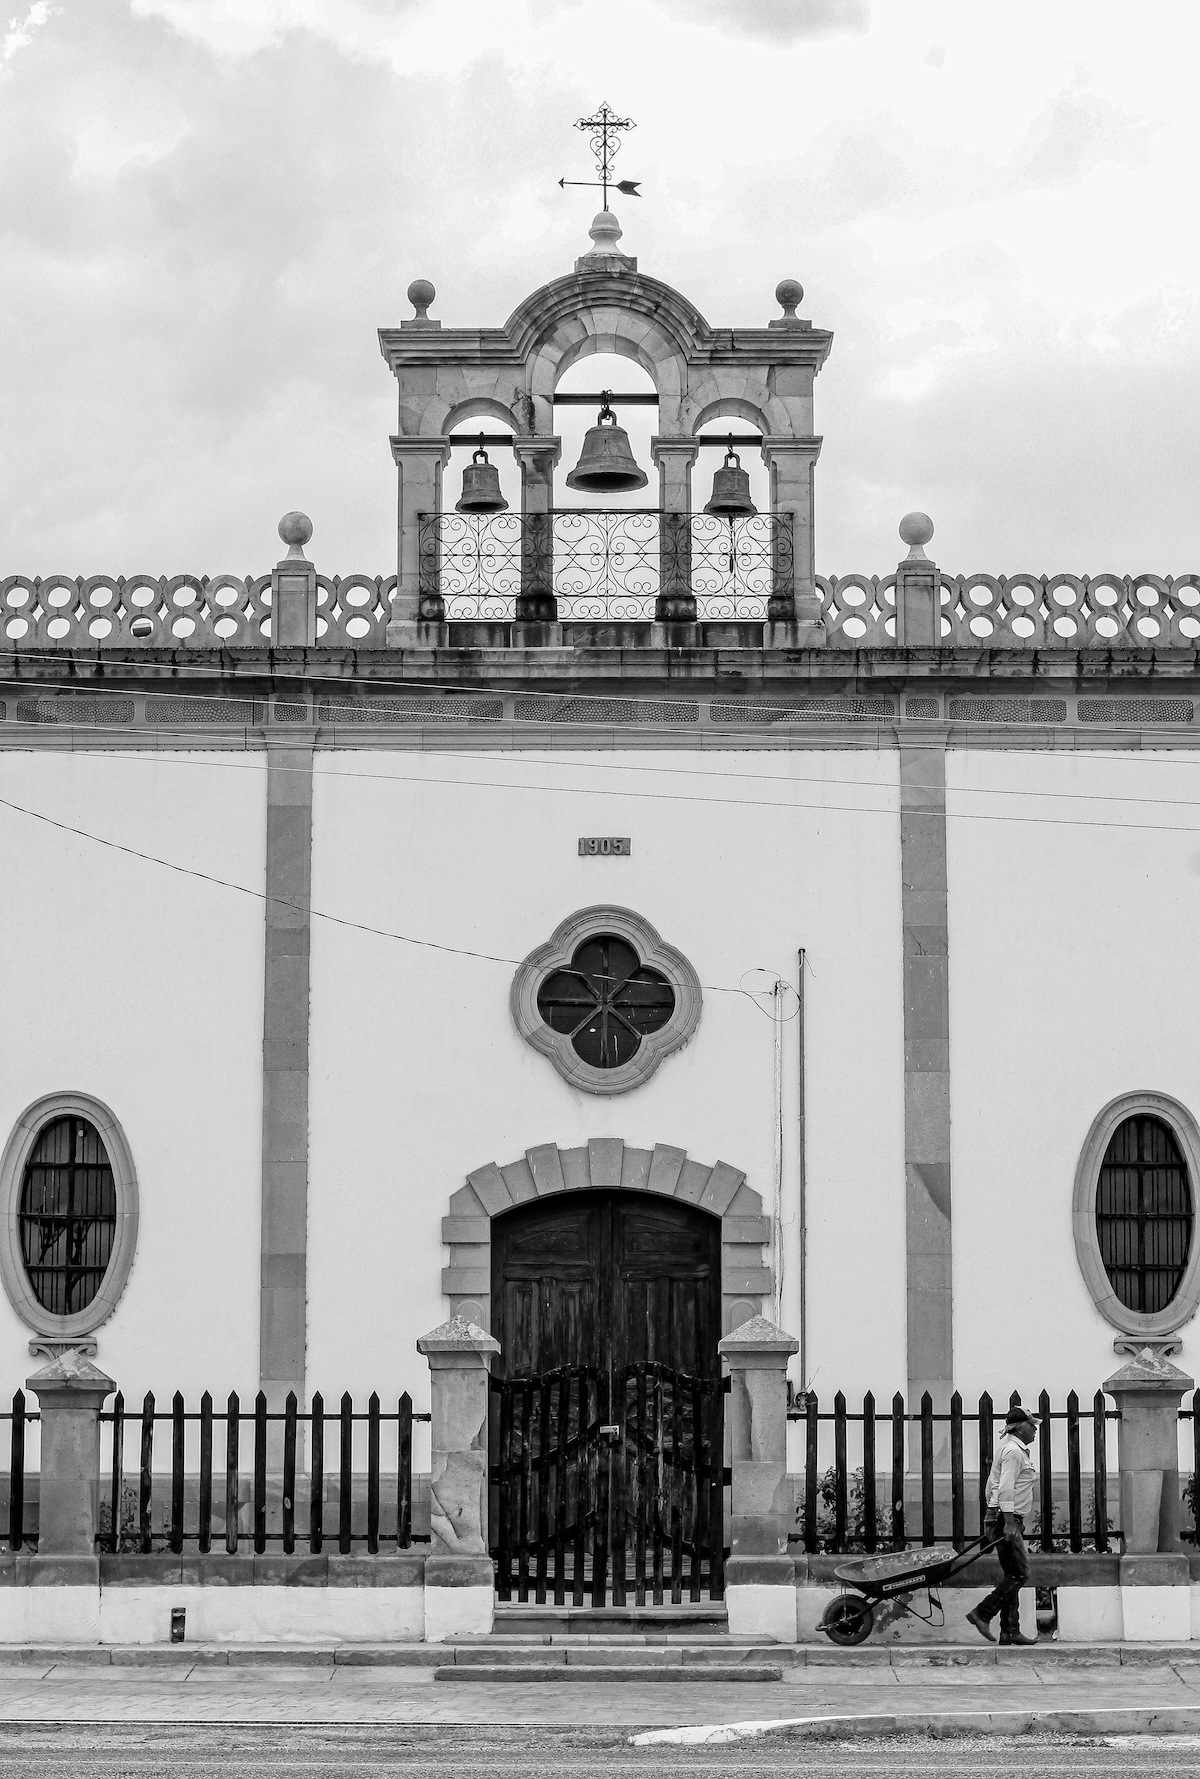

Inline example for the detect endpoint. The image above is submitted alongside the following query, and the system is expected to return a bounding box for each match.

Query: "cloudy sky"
[1,0,1197,578]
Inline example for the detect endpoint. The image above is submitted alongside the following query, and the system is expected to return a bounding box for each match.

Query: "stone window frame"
[510,905,702,1097]
[0,1091,140,1353]
[441,1138,770,1336]
[1072,1090,1200,1339]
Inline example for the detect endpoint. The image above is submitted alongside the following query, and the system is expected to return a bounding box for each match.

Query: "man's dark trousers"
[975,1509,1029,1635]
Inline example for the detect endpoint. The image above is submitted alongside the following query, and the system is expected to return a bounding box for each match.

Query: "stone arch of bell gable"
[441,1138,771,1339]
[527,321,687,433]
[438,394,524,438]
[688,394,783,438]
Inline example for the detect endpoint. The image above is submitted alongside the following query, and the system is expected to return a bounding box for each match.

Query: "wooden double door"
[489,1189,725,1605]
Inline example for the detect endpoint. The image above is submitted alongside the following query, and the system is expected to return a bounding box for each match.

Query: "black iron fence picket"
[1,1391,37,1550]
[97,1390,430,1555]
[787,1388,1119,1555]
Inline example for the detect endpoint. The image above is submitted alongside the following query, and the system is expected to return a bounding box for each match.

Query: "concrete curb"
[434,1665,783,1683]
[632,1707,1200,1745]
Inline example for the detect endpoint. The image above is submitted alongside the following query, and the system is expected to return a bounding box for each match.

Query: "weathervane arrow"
[559,103,641,207]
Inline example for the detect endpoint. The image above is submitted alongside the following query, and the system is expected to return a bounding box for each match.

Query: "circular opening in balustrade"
[46,616,70,638]
[5,587,28,608]
[5,617,28,639]
[87,586,113,608]
[130,616,154,638]
[45,586,72,608]
[171,586,198,608]
[88,617,112,639]
[171,615,196,638]
[345,615,371,639]
[213,615,238,639]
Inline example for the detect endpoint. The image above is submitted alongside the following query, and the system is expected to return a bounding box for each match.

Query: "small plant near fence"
[99,1390,431,1556]
[788,1387,1119,1556]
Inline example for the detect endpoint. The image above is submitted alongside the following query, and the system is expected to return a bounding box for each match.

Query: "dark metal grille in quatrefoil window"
[536,935,676,1069]
[1096,1114,1193,1314]
[19,1114,117,1316]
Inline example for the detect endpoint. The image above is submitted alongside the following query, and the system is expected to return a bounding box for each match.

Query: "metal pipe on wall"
[797,947,808,1393]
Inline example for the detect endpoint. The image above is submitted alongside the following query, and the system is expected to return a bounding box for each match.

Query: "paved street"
[1,1725,1200,1778]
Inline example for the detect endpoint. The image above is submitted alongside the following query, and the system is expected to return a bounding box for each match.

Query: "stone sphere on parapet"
[278,511,313,550]
[407,279,436,318]
[775,278,804,314]
[899,511,934,549]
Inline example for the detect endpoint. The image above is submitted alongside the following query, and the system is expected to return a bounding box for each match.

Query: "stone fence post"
[718,1314,799,1642]
[27,1349,115,1574]
[417,1316,500,1642]
[893,512,940,647]
[1104,1349,1195,1640]
[271,511,318,648]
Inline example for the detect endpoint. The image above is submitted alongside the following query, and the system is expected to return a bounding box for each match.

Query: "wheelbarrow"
[817,1536,1000,1645]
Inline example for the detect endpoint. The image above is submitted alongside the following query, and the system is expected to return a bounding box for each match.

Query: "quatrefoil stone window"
[510,906,702,1096]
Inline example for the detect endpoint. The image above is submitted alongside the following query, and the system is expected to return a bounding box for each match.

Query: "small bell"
[704,440,756,518]
[456,439,508,514]
[565,394,648,494]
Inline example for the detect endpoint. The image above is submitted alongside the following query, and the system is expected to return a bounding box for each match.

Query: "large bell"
[565,395,648,494]
[455,439,508,513]
[705,441,756,518]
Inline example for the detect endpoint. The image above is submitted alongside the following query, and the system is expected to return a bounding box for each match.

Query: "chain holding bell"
[564,393,648,494]
[455,438,508,514]
[704,439,756,518]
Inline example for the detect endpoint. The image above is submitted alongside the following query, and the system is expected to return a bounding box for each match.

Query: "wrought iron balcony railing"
[417,509,794,624]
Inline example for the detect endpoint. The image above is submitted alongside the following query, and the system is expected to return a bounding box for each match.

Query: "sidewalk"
[1,1646,1200,1733]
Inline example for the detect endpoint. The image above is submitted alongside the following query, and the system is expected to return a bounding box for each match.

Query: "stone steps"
[433,1663,783,1683]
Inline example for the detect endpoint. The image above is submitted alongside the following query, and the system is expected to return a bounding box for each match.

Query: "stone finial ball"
[407,278,436,314]
[775,277,804,311]
[278,511,313,549]
[899,511,934,548]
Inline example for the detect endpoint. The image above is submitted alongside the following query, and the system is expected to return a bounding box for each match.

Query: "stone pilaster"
[1104,1350,1195,1640]
[388,435,450,642]
[512,437,562,638]
[759,436,824,644]
[718,1314,799,1642]
[259,736,314,1415]
[894,514,940,647]
[651,438,698,626]
[901,742,954,1423]
[27,1348,114,1571]
[417,1316,501,1640]
[271,513,317,648]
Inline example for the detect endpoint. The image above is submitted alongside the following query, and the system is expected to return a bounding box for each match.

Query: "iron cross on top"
[558,102,641,208]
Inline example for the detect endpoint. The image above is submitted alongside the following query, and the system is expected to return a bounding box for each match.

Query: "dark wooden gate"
[489,1190,725,1605]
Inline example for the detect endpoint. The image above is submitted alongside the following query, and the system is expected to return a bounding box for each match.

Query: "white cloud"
[1,0,53,73]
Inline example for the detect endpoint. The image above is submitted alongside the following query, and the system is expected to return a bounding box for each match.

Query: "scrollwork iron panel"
[418,510,791,623]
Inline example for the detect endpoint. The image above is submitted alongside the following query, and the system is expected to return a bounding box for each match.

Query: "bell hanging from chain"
[455,438,508,514]
[704,440,756,518]
[565,394,648,494]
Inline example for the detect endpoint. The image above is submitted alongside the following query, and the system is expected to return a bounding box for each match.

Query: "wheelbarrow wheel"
[822,1594,874,1646]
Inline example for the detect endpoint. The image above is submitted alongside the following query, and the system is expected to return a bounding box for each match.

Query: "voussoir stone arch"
[441,1139,771,1338]
[439,395,524,437]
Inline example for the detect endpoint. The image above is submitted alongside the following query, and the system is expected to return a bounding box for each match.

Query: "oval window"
[19,1114,117,1316]
[1096,1114,1193,1314]
[537,934,675,1068]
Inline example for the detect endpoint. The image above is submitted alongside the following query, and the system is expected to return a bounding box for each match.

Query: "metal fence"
[419,509,793,622]
[0,1391,38,1550]
[787,1389,1119,1556]
[97,1390,430,1556]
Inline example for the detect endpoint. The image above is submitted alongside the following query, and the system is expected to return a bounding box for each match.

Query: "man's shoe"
[998,1630,1038,1646]
[966,1608,996,1642]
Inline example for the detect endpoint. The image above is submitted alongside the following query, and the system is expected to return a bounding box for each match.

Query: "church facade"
[1,208,1199,1640]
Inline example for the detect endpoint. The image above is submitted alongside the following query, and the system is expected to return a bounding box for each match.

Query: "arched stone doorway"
[442,1138,771,1336]
[444,1140,768,1607]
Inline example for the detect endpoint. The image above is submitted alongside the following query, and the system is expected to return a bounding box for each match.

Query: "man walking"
[967,1404,1039,1646]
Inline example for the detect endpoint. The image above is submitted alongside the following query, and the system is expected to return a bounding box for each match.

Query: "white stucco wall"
[0,750,265,1405]
[306,746,908,1416]
[947,745,1200,1401]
